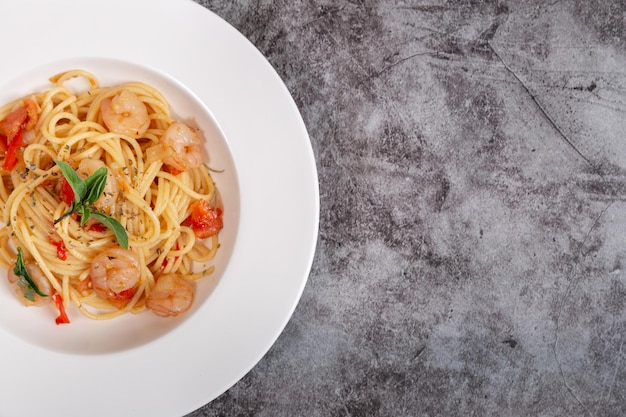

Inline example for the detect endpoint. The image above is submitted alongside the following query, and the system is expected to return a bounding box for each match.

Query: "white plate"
[0,1,318,416]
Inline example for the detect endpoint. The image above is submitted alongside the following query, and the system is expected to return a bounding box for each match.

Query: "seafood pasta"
[0,69,223,323]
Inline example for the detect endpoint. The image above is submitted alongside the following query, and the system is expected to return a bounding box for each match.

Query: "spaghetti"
[0,69,223,322]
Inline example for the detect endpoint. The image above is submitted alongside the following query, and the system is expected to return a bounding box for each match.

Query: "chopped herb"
[14,248,47,301]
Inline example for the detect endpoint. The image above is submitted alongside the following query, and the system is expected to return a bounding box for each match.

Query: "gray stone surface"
[188,1,626,416]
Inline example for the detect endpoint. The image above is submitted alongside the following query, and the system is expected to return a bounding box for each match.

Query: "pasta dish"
[0,69,224,323]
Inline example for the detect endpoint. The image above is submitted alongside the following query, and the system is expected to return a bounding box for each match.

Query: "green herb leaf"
[55,160,86,203]
[83,167,108,205]
[91,212,129,249]
[53,161,129,249]
[78,205,91,226]
[14,247,47,301]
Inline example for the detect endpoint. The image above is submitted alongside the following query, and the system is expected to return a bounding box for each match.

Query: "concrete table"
[189,1,626,416]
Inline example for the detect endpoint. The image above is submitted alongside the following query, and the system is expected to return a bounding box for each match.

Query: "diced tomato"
[0,133,7,156]
[59,177,75,205]
[0,105,27,139]
[87,274,136,309]
[184,199,223,239]
[2,127,23,171]
[52,293,70,325]
[88,222,107,232]
[0,99,40,171]
[49,237,68,261]
[22,99,40,131]
[168,166,184,175]
[107,287,136,310]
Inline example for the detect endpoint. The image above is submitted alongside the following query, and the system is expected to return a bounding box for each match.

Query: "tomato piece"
[0,106,27,139]
[0,134,7,156]
[2,127,23,171]
[168,166,183,176]
[88,222,107,232]
[59,177,75,205]
[22,98,40,131]
[185,199,223,239]
[0,98,38,137]
[52,294,70,325]
[107,287,136,310]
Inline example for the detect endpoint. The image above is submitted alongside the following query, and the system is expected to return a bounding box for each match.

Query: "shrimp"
[7,260,51,307]
[77,158,119,214]
[159,122,203,172]
[90,247,140,309]
[145,274,195,317]
[100,90,150,139]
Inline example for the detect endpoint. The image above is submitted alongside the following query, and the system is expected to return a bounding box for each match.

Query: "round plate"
[0,1,319,416]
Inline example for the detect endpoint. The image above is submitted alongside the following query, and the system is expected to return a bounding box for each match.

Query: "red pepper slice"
[49,237,68,261]
[107,287,136,310]
[58,177,75,206]
[52,293,70,325]
[2,127,23,171]
[0,133,7,156]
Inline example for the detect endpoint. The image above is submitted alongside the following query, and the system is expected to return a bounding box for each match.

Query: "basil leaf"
[14,247,47,301]
[53,161,129,250]
[79,205,91,226]
[83,167,108,205]
[91,212,129,249]
[55,160,86,202]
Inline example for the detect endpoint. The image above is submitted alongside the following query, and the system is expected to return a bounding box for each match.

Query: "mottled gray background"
[188,1,626,416]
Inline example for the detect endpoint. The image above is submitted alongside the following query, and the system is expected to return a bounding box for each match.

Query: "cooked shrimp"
[145,274,195,317]
[90,247,140,309]
[100,90,150,139]
[159,122,203,172]
[77,158,119,214]
[7,261,51,306]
